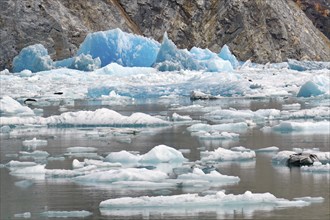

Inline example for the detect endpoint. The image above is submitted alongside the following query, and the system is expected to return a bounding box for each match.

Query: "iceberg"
[12,44,53,73]
[0,108,169,127]
[187,122,248,133]
[68,54,101,71]
[263,121,330,133]
[99,191,310,216]
[14,212,31,218]
[0,96,35,116]
[301,162,330,173]
[297,75,330,97]
[177,168,240,186]
[201,147,256,162]
[154,33,233,72]
[74,168,168,183]
[105,145,187,165]
[218,44,240,68]
[140,145,187,164]
[22,137,47,149]
[77,28,160,67]
[288,59,330,71]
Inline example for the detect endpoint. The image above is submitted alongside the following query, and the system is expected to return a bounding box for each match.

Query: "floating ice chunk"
[297,75,330,97]
[68,54,101,71]
[77,28,160,67]
[172,113,192,122]
[230,146,251,152]
[301,163,330,173]
[5,160,37,169]
[66,147,97,153]
[72,159,84,169]
[288,59,330,71]
[74,168,168,183]
[19,150,49,159]
[201,147,256,162]
[0,96,35,116]
[12,44,53,73]
[265,121,330,133]
[188,122,248,133]
[83,159,121,168]
[104,151,140,164]
[218,44,240,69]
[177,168,240,186]
[255,146,279,153]
[22,137,47,149]
[196,131,239,140]
[282,107,330,120]
[0,108,169,127]
[10,164,46,176]
[190,91,218,100]
[140,145,187,164]
[282,103,301,110]
[293,196,325,203]
[99,190,310,215]
[14,180,34,189]
[41,210,92,218]
[14,212,31,218]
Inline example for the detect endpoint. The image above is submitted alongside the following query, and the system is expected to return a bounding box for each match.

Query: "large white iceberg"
[77,28,160,67]
[99,191,310,216]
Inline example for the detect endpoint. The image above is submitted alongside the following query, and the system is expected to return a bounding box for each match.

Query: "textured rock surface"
[293,0,330,39]
[1,0,330,70]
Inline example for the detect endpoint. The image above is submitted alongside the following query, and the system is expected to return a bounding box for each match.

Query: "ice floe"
[262,121,330,133]
[301,162,330,173]
[201,147,256,162]
[14,212,31,218]
[22,137,47,150]
[0,108,169,127]
[41,210,92,218]
[99,191,310,216]
[0,96,35,116]
[188,122,249,133]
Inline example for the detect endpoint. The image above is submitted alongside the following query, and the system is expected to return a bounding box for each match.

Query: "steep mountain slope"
[1,0,329,70]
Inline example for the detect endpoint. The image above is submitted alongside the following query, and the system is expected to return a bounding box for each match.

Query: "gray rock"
[1,0,330,70]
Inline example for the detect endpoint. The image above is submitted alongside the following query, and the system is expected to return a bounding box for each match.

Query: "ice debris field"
[0,28,329,218]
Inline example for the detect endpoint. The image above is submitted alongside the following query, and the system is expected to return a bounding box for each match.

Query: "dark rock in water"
[1,0,330,70]
[54,92,63,95]
[23,98,37,104]
[287,153,319,166]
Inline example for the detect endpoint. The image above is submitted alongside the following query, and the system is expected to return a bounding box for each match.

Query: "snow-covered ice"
[0,96,35,116]
[99,191,310,216]
[201,147,256,162]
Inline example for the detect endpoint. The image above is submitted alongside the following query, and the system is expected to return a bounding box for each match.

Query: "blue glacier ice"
[12,44,53,73]
[77,28,160,67]
[288,59,330,71]
[218,44,240,68]
[154,33,233,72]
[297,75,329,97]
[154,32,200,71]
[68,54,101,71]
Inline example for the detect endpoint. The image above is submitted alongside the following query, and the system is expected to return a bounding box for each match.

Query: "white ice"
[0,96,35,116]
[41,210,92,218]
[262,121,330,133]
[22,137,47,149]
[201,147,256,162]
[0,108,169,127]
[99,191,310,216]
[301,162,330,173]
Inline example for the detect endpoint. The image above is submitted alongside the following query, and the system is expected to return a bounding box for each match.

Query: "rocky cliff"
[1,0,330,70]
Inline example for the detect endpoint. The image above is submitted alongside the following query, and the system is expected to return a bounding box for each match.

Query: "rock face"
[1,0,330,70]
[293,0,330,40]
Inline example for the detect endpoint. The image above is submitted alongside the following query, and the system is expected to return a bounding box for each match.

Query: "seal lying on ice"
[287,153,319,166]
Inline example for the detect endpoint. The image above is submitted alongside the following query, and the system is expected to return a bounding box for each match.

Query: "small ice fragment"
[14,212,31,218]
[41,210,92,218]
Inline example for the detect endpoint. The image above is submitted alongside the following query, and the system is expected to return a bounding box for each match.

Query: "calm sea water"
[1,98,329,220]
